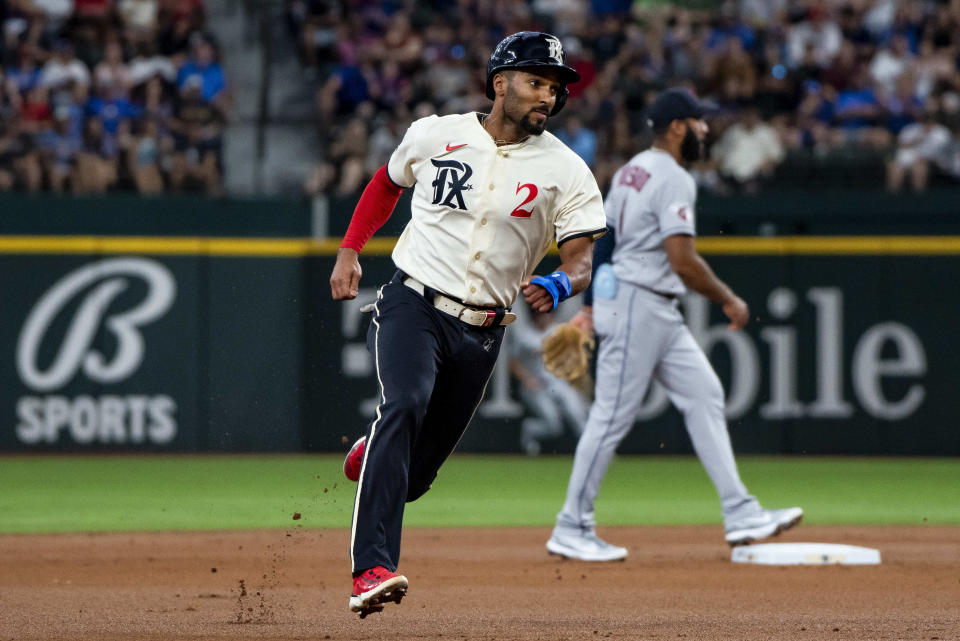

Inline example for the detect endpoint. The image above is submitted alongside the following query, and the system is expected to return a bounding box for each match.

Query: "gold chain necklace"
[482,115,529,147]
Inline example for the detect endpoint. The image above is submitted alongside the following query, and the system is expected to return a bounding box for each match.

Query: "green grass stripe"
[0,454,957,534]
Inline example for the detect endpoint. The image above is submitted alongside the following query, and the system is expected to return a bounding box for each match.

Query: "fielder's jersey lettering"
[618,165,651,193]
[605,148,696,296]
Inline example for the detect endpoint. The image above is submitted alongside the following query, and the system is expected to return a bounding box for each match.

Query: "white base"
[731,542,881,565]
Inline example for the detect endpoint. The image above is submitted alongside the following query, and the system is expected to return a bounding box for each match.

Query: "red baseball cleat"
[343,436,365,482]
[349,566,408,618]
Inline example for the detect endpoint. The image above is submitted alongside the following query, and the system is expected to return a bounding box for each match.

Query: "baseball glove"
[541,322,594,382]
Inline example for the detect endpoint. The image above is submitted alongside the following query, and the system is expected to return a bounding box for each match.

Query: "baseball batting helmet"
[485,31,581,115]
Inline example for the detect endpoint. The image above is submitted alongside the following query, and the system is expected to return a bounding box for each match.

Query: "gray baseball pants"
[556,281,758,533]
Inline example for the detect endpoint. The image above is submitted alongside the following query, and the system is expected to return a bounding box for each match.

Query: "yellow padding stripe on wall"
[0,236,959,256]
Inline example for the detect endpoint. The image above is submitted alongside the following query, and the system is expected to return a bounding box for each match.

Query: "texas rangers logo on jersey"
[431,159,474,210]
[546,36,563,61]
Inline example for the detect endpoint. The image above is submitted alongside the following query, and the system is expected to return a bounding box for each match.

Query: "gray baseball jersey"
[553,146,760,538]
[604,148,696,296]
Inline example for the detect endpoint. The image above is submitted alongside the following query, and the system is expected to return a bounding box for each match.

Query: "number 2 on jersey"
[510,183,538,218]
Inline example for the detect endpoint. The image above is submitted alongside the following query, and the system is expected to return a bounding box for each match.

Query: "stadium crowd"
[0,0,228,195]
[293,0,960,197]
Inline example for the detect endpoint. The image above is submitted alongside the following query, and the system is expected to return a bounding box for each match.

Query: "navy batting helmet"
[485,31,581,115]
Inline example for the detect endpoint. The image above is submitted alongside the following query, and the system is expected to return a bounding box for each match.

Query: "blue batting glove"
[530,271,572,310]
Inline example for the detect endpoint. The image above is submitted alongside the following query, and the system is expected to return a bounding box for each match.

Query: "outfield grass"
[0,454,957,534]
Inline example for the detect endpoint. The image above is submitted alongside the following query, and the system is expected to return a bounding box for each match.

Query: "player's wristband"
[530,271,572,310]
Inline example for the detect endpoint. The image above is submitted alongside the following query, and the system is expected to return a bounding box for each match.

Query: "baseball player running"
[546,88,802,562]
[330,32,607,616]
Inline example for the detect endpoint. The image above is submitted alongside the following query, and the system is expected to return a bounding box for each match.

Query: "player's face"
[503,69,562,135]
[680,118,708,162]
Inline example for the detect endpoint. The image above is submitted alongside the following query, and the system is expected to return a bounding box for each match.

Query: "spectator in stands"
[118,0,159,46]
[315,62,370,125]
[914,36,956,100]
[19,84,51,134]
[289,0,339,71]
[93,38,132,100]
[882,72,925,135]
[822,40,858,93]
[0,113,43,191]
[787,4,843,69]
[712,106,785,193]
[886,108,952,193]
[175,34,225,108]
[129,42,177,86]
[131,72,173,123]
[37,105,81,191]
[832,65,890,149]
[32,0,74,35]
[375,12,422,74]
[322,115,367,196]
[86,73,142,145]
[5,44,43,98]
[870,33,913,96]
[167,73,222,194]
[709,35,757,105]
[40,39,90,93]
[555,115,597,168]
[75,114,119,192]
[364,112,401,178]
[121,116,166,193]
[157,0,206,63]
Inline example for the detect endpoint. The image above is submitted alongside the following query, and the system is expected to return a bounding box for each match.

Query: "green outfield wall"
[0,192,958,455]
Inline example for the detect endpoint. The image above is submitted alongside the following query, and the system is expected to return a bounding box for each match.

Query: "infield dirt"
[1,525,958,640]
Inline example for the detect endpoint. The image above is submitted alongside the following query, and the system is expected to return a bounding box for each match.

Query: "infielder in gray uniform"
[546,88,803,561]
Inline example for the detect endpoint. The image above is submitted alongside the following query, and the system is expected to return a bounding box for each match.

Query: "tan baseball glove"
[541,322,595,383]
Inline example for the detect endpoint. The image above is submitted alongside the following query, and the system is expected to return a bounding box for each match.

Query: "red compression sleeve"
[340,165,403,252]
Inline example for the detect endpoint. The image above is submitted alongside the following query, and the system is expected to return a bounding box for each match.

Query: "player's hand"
[569,307,594,335]
[722,295,749,331]
[520,276,554,313]
[330,248,362,300]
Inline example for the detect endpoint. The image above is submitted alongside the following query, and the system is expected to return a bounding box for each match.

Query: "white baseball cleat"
[547,528,628,562]
[725,507,803,546]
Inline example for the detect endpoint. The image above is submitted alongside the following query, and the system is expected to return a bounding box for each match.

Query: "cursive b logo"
[17,257,177,392]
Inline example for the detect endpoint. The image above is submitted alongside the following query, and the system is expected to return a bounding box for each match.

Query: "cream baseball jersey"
[603,147,697,296]
[386,112,606,308]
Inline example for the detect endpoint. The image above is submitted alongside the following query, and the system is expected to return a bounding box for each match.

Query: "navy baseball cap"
[646,88,715,126]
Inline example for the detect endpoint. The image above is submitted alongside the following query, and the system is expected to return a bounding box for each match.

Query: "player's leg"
[655,324,758,519]
[551,288,667,553]
[350,280,443,575]
[406,321,505,502]
[554,381,590,437]
[519,386,565,454]
[655,326,804,544]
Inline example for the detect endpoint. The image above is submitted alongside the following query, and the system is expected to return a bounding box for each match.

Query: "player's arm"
[571,225,616,333]
[330,165,403,300]
[663,234,749,331]
[522,235,596,313]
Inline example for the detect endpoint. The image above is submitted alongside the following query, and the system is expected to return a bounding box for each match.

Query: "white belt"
[402,277,516,327]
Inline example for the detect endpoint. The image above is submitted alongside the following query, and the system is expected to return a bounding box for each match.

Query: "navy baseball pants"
[350,271,505,574]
